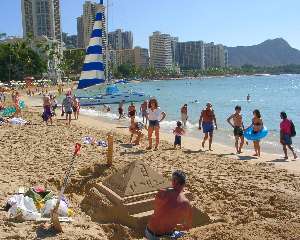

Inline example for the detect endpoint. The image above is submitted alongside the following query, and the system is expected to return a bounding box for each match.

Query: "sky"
[0,0,300,49]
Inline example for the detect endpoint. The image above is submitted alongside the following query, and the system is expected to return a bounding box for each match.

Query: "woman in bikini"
[247,109,263,157]
[146,99,166,150]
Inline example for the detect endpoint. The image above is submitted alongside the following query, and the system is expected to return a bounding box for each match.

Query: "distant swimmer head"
[184,104,187,107]
[280,111,287,119]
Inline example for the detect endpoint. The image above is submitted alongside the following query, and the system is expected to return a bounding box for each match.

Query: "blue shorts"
[174,135,181,146]
[149,120,159,127]
[283,134,292,145]
[202,122,214,133]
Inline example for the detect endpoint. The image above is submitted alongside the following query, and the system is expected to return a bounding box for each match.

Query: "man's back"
[148,188,192,235]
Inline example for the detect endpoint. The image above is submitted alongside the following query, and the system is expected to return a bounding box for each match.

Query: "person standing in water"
[140,100,148,124]
[247,94,250,102]
[118,100,125,119]
[146,99,166,150]
[227,105,245,154]
[199,103,218,151]
[280,112,297,160]
[246,109,263,157]
[180,104,188,127]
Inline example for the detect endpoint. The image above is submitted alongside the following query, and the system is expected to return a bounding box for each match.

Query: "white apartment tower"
[149,31,173,69]
[82,1,106,48]
[21,0,62,42]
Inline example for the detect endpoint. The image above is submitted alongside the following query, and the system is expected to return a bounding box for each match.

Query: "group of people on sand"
[227,106,297,159]
[124,98,297,160]
[42,91,80,126]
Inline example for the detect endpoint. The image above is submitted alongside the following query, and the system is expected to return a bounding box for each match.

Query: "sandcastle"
[81,160,211,233]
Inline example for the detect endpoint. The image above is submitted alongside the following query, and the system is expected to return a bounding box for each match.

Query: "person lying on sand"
[145,170,192,239]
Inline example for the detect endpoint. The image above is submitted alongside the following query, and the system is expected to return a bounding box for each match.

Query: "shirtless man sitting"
[227,105,245,153]
[145,170,192,240]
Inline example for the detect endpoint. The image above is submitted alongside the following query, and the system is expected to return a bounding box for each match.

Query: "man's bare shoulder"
[157,188,173,199]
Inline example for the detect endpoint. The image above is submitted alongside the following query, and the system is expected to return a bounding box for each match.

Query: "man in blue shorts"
[199,103,218,151]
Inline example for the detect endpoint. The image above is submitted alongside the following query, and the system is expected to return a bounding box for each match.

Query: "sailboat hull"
[78,92,149,106]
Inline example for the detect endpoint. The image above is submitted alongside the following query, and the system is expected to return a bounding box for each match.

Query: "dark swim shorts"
[234,126,244,137]
[174,135,181,146]
[202,122,214,133]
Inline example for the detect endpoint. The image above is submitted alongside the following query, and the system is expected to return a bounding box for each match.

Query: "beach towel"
[9,117,28,125]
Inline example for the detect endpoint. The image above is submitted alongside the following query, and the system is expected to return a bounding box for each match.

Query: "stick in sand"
[51,143,81,232]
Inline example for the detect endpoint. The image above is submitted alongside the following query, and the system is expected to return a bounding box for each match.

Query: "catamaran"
[76,6,148,106]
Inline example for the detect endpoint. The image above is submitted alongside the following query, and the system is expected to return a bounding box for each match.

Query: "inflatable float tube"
[244,127,268,141]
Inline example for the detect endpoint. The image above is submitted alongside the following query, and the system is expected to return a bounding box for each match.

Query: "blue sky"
[1,0,300,49]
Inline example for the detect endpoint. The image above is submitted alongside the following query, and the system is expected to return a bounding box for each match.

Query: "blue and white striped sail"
[77,12,105,89]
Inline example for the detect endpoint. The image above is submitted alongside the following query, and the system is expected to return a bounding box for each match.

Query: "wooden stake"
[107,133,113,166]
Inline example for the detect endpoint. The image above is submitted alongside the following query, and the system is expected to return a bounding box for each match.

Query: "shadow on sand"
[183,149,206,154]
[35,226,58,239]
[267,158,289,163]
[120,150,146,156]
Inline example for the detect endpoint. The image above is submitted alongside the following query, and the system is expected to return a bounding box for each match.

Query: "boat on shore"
[76,8,147,106]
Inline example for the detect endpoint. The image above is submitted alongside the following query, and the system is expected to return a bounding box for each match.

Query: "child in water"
[173,121,185,149]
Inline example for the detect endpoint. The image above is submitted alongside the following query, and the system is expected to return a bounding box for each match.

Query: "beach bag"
[290,120,296,137]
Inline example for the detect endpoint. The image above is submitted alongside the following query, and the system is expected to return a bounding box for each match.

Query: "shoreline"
[24,95,300,174]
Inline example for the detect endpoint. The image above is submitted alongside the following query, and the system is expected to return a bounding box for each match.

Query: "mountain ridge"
[226,38,300,67]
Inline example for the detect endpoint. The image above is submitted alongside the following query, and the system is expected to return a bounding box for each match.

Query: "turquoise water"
[77,74,300,154]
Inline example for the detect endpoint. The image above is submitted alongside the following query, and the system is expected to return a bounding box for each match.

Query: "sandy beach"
[0,97,300,239]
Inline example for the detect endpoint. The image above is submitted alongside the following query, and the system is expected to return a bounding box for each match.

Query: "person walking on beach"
[62,93,73,125]
[13,91,21,117]
[145,170,192,239]
[42,95,53,125]
[173,121,185,149]
[118,100,125,119]
[72,95,80,120]
[246,109,263,157]
[128,102,136,121]
[146,99,166,150]
[181,104,188,127]
[227,105,245,153]
[199,103,218,151]
[140,100,148,124]
[50,94,58,116]
[280,112,297,160]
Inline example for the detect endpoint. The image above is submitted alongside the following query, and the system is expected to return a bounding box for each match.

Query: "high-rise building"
[82,1,106,48]
[171,37,178,64]
[149,31,173,69]
[21,0,62,42]
[134,47,149,68]
[62,32,77,49]
[77,16,84,48]
[176,41,205,70]
[224,48,229,68]
[204,42,226,68]
[108,29,133,50]
[111,47,149,68]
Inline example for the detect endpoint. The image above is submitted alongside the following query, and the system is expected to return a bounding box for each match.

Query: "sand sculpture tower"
[82,160,211,233]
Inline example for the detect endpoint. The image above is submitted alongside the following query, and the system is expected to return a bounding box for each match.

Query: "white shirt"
[147,108,162,121]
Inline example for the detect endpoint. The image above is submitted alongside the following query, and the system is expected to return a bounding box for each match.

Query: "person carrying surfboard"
[227,105,245,154]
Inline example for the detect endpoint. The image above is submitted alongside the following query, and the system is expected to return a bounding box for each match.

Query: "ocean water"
[76,74,300,155]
